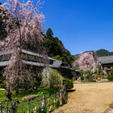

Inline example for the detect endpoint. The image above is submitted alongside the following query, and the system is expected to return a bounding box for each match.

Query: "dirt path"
[54,82,113,113]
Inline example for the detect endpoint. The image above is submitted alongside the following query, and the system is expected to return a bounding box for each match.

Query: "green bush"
[63,78,73,89]
[42,68,63,89]
[0,83,6,88]
[42,68,74,89]
[107,70,113,81]
[107,75,113,81]
[80,71,97,82]
[38,106,47,113]
[80,76,84,81]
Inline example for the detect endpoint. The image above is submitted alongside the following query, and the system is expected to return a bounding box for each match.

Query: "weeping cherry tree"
[0,0,47,100]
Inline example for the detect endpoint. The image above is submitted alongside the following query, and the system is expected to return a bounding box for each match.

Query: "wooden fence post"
[6,101,8,113]
[63,85,67,104]
[57,92,60,107]
[60,89,63,106]
[11,100,18,113]
[60,85,67,105]
[43,94,46,107]
[42,93,47,112]
[27,100,30,113]
[0,102,3,113]
[36,106,39,113]
[21,104,24,113]
[54,94,56,108]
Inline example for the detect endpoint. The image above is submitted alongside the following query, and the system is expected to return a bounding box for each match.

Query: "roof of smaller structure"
[98,56,113,64]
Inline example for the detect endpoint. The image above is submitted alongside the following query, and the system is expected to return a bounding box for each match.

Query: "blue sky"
[42,0,113,54]
[1,0,113,55]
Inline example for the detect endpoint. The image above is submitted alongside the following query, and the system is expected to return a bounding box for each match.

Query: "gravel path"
[54,82,113,113]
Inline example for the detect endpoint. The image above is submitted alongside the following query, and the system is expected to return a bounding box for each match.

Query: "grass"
[0,90,7,103]
[0,88,60,112]
[0,87,59,102]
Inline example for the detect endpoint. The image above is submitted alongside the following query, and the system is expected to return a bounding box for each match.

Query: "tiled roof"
[0,49,73,70]
[98,56,113,64]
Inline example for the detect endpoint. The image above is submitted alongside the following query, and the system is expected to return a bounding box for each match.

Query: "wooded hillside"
[96,49,113,57]
[44,28,74,66]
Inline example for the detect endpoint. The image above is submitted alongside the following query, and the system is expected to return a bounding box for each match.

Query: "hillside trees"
[0,0,47,98]
[96,49,113,57]
[44,28,74,66]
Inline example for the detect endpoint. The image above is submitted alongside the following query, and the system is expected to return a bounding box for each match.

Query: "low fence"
[0,86,67,113]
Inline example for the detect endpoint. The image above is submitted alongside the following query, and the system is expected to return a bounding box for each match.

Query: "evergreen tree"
[46,28,54,38]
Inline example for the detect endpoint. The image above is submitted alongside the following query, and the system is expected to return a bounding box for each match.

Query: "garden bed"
[0,88,61,112]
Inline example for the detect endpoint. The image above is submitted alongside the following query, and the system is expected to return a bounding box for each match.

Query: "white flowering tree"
[0,0,47,99]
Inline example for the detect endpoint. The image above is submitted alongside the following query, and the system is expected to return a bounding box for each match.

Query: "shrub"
[42,68,74,89]
[80,76,84,81]
[80,70,97,82]
[0,72,5,88]
[41,68,63,89]
[107,74,113,81]
[0,83,6,88]
[107,70,113,81]
[63,78,73,89]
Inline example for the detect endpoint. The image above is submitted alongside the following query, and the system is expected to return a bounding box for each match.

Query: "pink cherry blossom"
[0,0,47,92]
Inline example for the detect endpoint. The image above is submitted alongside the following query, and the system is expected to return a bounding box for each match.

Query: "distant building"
[98,56,113,71]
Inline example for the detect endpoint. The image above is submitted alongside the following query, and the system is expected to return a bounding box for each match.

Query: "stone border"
[0,88,5,90]
[104,103,113,113]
